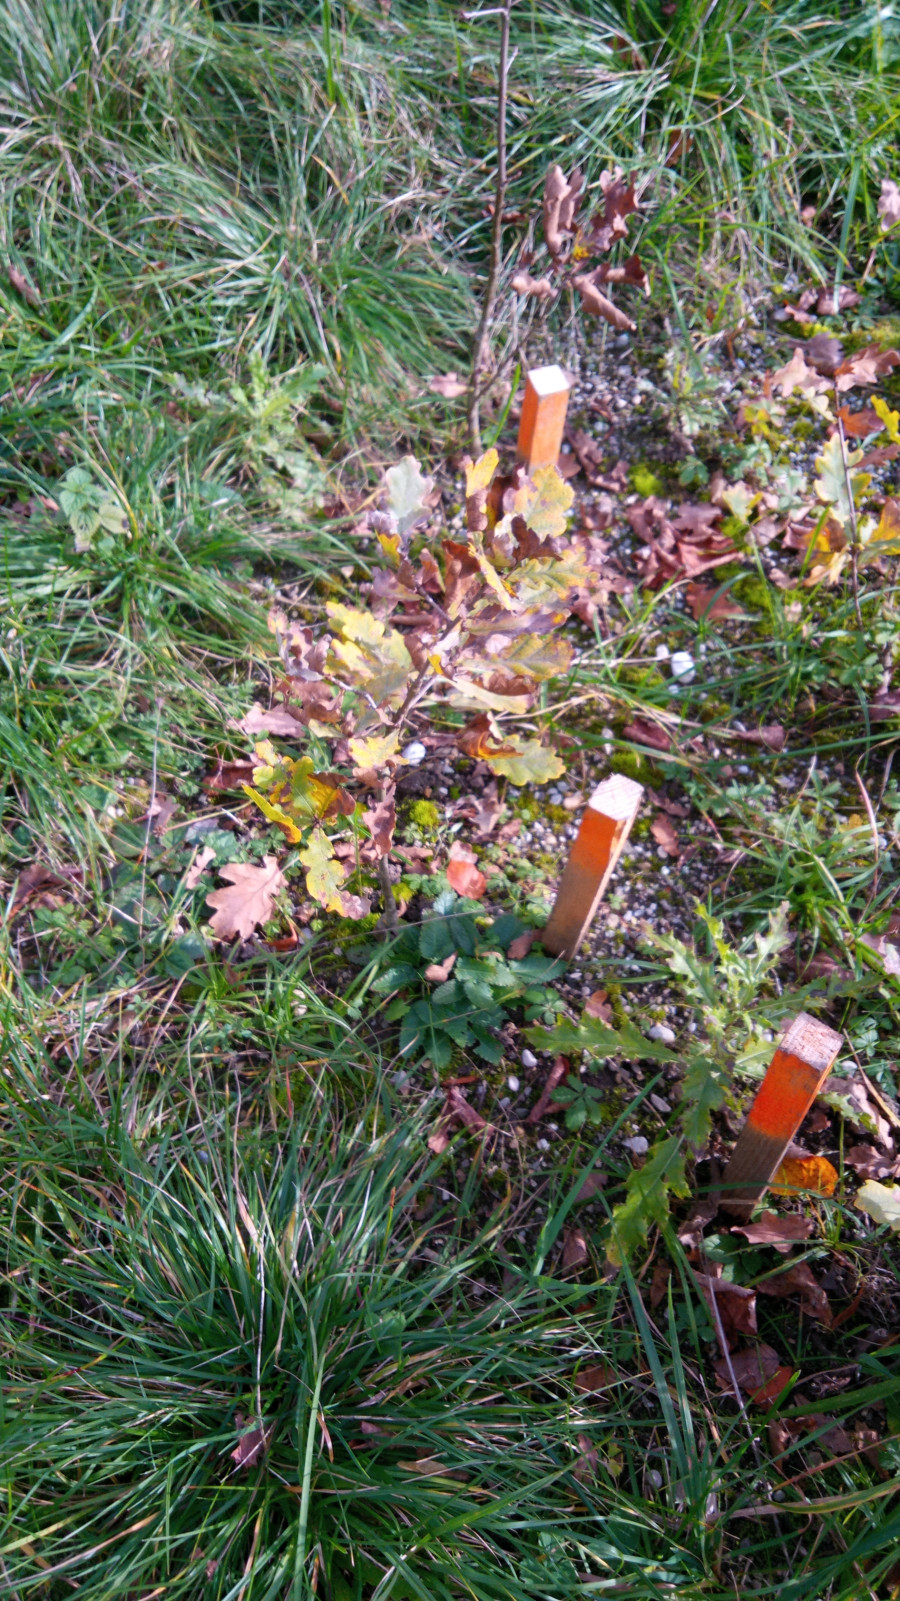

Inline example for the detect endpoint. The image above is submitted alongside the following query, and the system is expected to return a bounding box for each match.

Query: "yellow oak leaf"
[483,739,565,786]
[242,785,304,843]
[872,395,900,444]
[855,1179,900,1231]
[299,830,347,913]
[464,448,499,497]
[348,729,403,769]
[519,465,574,540]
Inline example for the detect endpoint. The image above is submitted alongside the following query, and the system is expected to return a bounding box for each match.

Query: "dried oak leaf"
[835,346,900,393]
[713,1342,782,1396]
[543,164,574,256]
[588,167,639,253]
[686,582,745,622]
[362,786,397,859]
[427,1085,489,1154]
[561,1228,589,1271]
[236,702,303,737]
[731,1212,814,1254]
[756,1261,832,1325]
[185,846,216,890]
[770,347,830,398]
[231,1416,271,1469]
[845,1143,894,1179]
[573,271,636,331]
[695,1274,758,1349]
[207,857,287,941]
[622,717,672,753]
[446,842,487,900]
[650,814,680,857]
[735,723,786,752]
[805,333,844,375]
[8,263,39,306]
[511,271,556,302]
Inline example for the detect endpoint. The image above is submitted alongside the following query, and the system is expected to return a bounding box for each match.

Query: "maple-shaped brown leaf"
[207,857,287,940]
[770,346,830,398]
[592,253,650,296]
[878,177,900,231]
[756,1260,832,1325]
[731,1211,814,1254]
[686,582,745,622]
[236,702,303,737]
[573,271,636,331]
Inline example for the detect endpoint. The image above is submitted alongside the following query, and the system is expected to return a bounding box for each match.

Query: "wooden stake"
[541,774,644,961]
[720,1013,842,1219]
[517,364,571,473]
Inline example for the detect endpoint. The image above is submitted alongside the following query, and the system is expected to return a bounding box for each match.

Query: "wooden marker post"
[720,1013,842,1219]
[517,364,571,473]
[541,774,644,962]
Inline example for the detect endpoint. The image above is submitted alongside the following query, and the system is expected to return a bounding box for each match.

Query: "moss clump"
[631,463,664,498]
[845,318,900,354]
[611,749,657,786]
[733,575,771,612]
[408,799,441,830]
[618,664,667,691]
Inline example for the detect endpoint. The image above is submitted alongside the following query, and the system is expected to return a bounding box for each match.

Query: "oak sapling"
[236,450,614,926]
[512,162,650,333]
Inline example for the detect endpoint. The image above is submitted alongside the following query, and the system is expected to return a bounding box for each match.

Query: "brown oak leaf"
[206,857,287,941]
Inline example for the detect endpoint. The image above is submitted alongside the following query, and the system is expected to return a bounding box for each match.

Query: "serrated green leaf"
[607,1136,690,1265]
[372,963,422,993]
[420,915,455,964]
[430,979,460,1006]
[489,913,526,950]
[566,1104,587,1131]
[679,1054,729,1146]
[472,1033,504,1064]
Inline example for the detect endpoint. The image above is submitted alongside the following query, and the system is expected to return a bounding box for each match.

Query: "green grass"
[2,1,900,1596]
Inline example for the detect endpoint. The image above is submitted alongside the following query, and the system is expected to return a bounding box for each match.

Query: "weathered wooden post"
[517,364,572,473]
[541,774,644,961]
[720,1014,842,1219]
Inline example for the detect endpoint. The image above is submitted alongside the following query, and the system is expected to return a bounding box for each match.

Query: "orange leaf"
[446,843,487,900]
[772,1152,838,1198]
[748,1365,795,1407]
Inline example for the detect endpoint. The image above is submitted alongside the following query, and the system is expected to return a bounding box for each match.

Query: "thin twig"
[467,0,514,453]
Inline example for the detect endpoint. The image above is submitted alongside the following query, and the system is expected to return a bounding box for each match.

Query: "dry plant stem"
[467,0,513,454]
[377,783,399,934]
[834,386,863,627]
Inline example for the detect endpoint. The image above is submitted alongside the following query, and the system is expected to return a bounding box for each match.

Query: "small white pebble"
[648,1023,676,1044]
[624,1135,649,1155]
[646,1469,663,1492]
[650,1094,671,1113]
[536,1137,550,1151]
[654,643,670,661]
[507,1074,520,1092]
[521,1049,537,1069]
[670,650,695,681]
[402,740,427,765]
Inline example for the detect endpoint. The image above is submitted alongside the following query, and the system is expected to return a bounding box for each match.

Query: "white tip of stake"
[526,363,571,398]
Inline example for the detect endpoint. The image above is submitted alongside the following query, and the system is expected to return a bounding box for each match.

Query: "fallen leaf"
[298,831,348,914]
[206,857,287,941]
[231,1417,270,1469]
[695,1274,757,1349]
[835,345,900,392]
[428,373,468,398]
[753,1366,796,1408]
[573,271,636,330]
[714,1342,782,1396]
[772,1152,838,1198]
[846,1143,894,1179]
[362,787,397,859]
[878,177,900,231]
[649,1259,670,1309]
[427,1085,489,1153]
[484,738,564,786]
[650,814,679,857]
[575,1169,606,1201]
[10,861,74,913]
[731,1212,814,1254]
[770,347,830,398]
[756,1261,832,1325]
[446,842,487,899]
[8,263,40,306]
[236,702,303,737]
[622,717,672,752]
[185,846,216,890]
[511,271,556,302]
[574,1363,617,1394]
[686,582,745,621]
[805,333,844,375]
[507,929,536,960]
[584,988,613,1022]
[573,1432,599,1483]
[205,757,254,792]
[424,951,457,983]
[735,723,786,752]
[561,1228,589,1271]
[855,1178,900,1230]
[836,405,885,439]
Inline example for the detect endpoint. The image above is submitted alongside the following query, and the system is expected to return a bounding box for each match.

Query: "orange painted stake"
[541,774,644,961]
[720,1013,842,1219]
[517,364,572,473]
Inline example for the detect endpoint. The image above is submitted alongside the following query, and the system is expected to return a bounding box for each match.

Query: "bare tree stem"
[467,0,513,454]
